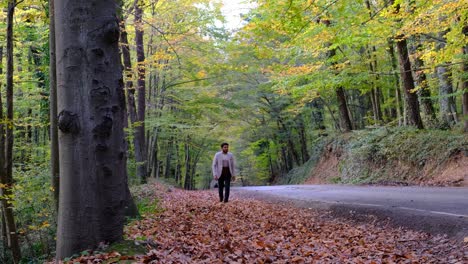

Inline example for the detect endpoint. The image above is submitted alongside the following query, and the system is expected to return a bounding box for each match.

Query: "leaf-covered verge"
[279,127,468,186]
[57,182,467,263]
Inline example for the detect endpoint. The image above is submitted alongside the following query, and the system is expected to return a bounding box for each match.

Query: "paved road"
[234,185,468,239]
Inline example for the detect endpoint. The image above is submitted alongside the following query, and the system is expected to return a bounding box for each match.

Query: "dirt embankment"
[306,146,468,186]
[301,128,468,186]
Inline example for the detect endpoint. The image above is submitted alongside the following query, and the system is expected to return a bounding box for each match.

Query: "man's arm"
[212,153,218,179]
[231,153,236,178]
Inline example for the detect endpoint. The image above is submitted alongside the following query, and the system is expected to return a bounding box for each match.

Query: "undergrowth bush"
[0,164,56,263]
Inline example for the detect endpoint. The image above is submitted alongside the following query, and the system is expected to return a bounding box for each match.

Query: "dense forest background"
[0,0,466,262]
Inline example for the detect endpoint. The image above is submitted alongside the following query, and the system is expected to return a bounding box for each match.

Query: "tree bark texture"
[49,0,60,211]
[395,37,424,129]
[134,0,147,183]
[55,0,129,259]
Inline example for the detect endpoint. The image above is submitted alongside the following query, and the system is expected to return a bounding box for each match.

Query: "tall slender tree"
[0,46,5,255]
[395,36,424,129]
[49,0,60,210]
[0,1,22,263]
[389,1,424,129]
[463,25,468,133]
[436,37,458,127]
[55,0,130,258]
[134,0,147,183]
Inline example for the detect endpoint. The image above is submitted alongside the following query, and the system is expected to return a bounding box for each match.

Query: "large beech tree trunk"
[55,0,130,258]
[395,37,424,129]
[49,0,60,210]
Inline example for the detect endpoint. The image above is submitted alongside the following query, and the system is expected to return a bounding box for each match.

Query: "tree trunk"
[387,40,402,124]
[296,115,309,163]
[336,87,353,131]
[174,138,181,184]
[462,26,468,133]
[1,2,22,263]
[395,36,424,129]
[278,119,299,167]
[49,0,60,211]
[152,130,160,178]
[120,21,138,126]
[184,137,192,190]
[308,98,325,130]
[55,0,130,258]
[437,64,457,126]
[323,19,353,132]
[409,38,436,124]
[346,90,366,129]
[134,0,147,183]
[365,0,383,124]
[0,46,4,258]
[120,18,144,189]
[165,133,174,178]
[367,48,383,123]
[0,213,7,259]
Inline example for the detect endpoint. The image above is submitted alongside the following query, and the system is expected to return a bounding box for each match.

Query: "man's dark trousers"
[218,167,232,203]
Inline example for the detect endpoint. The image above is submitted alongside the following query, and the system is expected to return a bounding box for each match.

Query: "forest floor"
[65,182,467,263]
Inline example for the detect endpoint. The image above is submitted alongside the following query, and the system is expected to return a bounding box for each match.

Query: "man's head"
[220,143,229,153]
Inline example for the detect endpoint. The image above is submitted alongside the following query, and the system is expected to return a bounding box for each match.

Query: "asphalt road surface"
[233,185,468,239]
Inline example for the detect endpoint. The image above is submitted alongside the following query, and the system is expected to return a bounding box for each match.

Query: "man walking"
[212,143,236,203]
